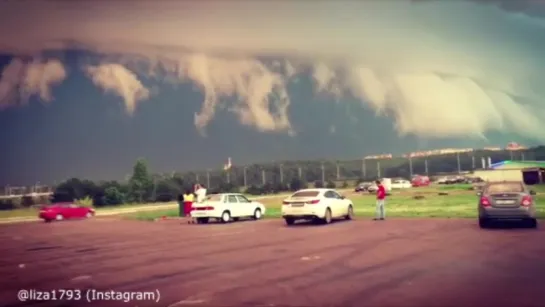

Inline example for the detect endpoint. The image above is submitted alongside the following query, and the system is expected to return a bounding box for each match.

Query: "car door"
[323,191,341,217]
[235,195,254,216]
[226,195,240,217]
[330,190,347,217]
[60,204,75,218]
[69,204,86,218]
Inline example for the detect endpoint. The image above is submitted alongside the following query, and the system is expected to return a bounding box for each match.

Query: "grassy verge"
[0,190,353,220]
[0,202,177,219]
[124,192,545,221]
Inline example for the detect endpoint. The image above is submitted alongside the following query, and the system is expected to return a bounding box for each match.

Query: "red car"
[39,203,95,222]
[411,175,431,187]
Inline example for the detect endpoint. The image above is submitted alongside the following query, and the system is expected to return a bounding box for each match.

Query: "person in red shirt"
[374,180,386,221]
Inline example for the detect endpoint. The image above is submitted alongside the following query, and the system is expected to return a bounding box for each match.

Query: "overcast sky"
[1,0,544,185]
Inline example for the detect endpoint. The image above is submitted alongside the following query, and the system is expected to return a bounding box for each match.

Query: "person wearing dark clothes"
[374,180,386,221]
[177,194,185,217]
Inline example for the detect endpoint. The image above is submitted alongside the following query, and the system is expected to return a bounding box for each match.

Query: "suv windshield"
[485,183,524,194]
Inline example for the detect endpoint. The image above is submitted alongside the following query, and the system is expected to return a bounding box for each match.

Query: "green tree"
[314,180,324,188]
[326,180,336,189]
[104,187,125,205]
[289,178,307,191]
[128,158,153,203]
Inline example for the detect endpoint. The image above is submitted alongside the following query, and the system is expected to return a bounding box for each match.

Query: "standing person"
[177,193,185,217]
[374,180,386,221]
[182,189,194,217]
[195,184,207,204]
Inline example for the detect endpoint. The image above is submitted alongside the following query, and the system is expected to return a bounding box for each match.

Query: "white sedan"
[281,188,354,226]
[190,193,266,224]
[391,179,412,189]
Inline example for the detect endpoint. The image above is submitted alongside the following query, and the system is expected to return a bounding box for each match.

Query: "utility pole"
[243,166,248,187]
[424,159,429,175]
[509,150,514,160]
[471,154,475,170]
[321,162,325,183]
[377,160,381,178]
[279,164,284,183]
[206,170,210,188]
[151,176,157,201]
[261,169,266,185]
[456,152,461,173]
[361,159,367,179]
[336,161,340,180]
[226,170,230,184]
[409,157,413,177]
[298,166,302,180]
[196,173,200,184]
[521,152,525,161]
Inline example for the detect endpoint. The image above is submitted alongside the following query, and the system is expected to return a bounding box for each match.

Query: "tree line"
[1,147,543,210]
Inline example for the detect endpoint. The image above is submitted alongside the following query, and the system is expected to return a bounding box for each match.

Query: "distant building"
[473,160,545,184]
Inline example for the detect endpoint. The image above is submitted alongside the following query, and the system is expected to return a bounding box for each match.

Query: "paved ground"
[1,217,544,307]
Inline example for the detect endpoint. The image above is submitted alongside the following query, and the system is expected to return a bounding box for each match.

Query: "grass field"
[0,191,308,219]
[123,187,545,221]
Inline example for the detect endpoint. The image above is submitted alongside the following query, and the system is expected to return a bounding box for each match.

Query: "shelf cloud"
[0,0,544,139]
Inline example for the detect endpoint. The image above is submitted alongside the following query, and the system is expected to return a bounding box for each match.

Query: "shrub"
[326,180,336,189]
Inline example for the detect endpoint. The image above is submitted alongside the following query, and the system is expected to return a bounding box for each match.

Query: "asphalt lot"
[1,217,545,307]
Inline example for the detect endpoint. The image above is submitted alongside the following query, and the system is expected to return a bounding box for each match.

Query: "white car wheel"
[85,212,93,218]
[321,208,332,224]
[55,214,63,221]
[253,208,262,220]
[345,205,354,220]
[221,211,231,223]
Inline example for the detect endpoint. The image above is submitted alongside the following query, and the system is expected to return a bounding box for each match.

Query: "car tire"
[220,211,231,223]
[527,218,538,229]
[85,212,93,219]
[44,219,52,223]
[284,217,295,226]
[345,205,354,220]
[321,208,332,224]
[478,218,488,229]
[196,217,209,224]
[55,214,63,221]
[253,208,262,220]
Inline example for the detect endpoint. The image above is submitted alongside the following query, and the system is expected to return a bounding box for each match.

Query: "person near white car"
[194,183,207,203]
[281,188,354,226]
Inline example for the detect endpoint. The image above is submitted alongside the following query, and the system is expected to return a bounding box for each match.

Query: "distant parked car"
[355,182,372,192]
[281,188,354,226]
[367,183,379,193]
[190,193,266,224]
[39,203,95,223]
[477,181,538,228]
[392,179,412,189]
[436,177,448,184]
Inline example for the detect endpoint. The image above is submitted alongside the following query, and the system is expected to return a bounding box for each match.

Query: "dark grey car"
[477,181,538,228]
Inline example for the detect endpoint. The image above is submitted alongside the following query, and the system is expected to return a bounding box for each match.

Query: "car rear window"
[486,183,524,194]
[291,191,320,198]
[206,194,222,201]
